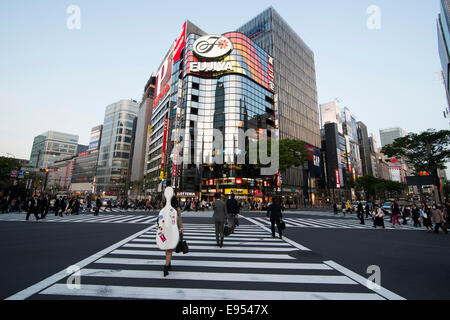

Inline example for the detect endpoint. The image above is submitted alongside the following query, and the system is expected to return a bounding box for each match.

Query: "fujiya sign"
[193,35,233,59]
[190,61,233,73]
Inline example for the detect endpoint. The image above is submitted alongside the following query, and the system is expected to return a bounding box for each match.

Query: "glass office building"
[237,7,322,204]
[96,99,139,196]
[29,131,79,169]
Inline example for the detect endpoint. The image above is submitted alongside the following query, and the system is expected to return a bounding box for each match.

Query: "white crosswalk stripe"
[24,222,397,300]
[253,217,423,231]
[0,213,157,225]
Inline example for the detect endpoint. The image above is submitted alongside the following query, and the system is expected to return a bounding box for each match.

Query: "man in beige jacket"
[432,204,448,234]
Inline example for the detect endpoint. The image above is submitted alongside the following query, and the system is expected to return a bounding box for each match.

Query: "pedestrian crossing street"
[0,213,158,224]
[253,217,423,231]
[18,223,400,300]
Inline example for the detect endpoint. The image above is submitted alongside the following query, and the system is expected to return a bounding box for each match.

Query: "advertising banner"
[173,22,186,63]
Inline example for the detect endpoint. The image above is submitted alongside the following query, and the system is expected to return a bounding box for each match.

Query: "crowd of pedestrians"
[333,198,450,234]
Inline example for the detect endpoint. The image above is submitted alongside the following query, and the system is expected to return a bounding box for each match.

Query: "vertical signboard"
[173,22,186,64]
[160,117,169,181]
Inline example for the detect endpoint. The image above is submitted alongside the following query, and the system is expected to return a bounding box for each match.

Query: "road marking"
[39,284,384,300]
[122,243,296,252]
[5,224,156,300]
[109,250,296,260]
[94,258,333,270]
[323,260,405,301]
[243,216,311,251]
[80,268,357,285]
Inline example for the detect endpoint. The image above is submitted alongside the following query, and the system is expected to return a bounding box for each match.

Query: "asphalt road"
[1,210,449,300]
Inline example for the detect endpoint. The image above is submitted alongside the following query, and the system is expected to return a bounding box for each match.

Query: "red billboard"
[173,22,186,63]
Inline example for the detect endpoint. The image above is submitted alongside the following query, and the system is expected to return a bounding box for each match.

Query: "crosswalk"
[253,217,422,231]
[0,213,157,224]
[8,222,403,300]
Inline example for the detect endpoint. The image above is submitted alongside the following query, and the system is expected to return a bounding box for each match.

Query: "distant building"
[379,127,408,148]
[438,0,450,106]
[76,144,89,155]
[130,75,156,184]
[29,131,79,169]
[357,121,373,176]
[96,100,139,197]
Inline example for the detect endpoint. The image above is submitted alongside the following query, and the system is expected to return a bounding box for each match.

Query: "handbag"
[175,235,189,254]
[280,221,286,230]
[224,224,231,237]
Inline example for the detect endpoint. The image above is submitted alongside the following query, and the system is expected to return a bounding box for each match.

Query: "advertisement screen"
[154,48,174,109]
[184,32,274,92]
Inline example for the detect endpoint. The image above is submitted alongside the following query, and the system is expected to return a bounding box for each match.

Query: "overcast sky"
[0,0,448,172]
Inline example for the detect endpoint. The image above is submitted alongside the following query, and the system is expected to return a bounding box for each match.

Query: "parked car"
[382,202,392,215]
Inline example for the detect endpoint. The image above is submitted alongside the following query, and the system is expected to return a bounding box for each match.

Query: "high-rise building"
[237,7,322,203]
[320,101,343,134]
[96,99,139,196]
[379,127,408,148]
[29,131,79,169]
[131,75,156,184]
[357,121,373,177]
[70,125,103,194]
[438,0,450,106]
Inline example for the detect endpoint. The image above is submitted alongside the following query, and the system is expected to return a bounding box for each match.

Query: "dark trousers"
[358,212,365,224]
[434,223,448,234]
[215,221,225,244]
[413,216,421,227]
[26,210,40,221]
[41,208,49,219]
[94,207,100,216]
[271,218,282,238]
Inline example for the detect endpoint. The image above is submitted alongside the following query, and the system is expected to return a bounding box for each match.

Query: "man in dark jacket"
[357,201,365,225]
[95,197,102,216]
[26,195,40,221]
[226,193,240,234]
[213,193,228,248]
[266,197,284,239]
[40,195,49,219]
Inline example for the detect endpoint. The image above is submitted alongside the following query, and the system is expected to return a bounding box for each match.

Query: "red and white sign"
[209,179,214,186]
[154,49,173,106]
[235,178,243,185]
[173,22,186,63]
[335,169,341,188]
[160,117,169,168]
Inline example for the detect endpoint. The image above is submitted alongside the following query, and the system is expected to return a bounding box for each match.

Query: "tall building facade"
[438,0,450,106]
[237,7,322,204]
[96,100,139,196]
[29,131,79,169]
[356,121,374,177]
[131,75,156,184]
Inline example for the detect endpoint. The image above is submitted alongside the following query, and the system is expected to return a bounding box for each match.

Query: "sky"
[0,0,448,173]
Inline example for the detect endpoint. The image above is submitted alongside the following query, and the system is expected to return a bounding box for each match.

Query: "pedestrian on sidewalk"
[94,197,102,216]
[357,201,365,225]
[212,193,228,248]
[163,196,183,277]
[226,193,239,234]
[373,204,385,229]
[421,202,433,233]
[365,203,371,219]
[40,194,49,220]
[431,204,448,234]
[402,205,410,225]
[333,203,338,215]
[391,200,402,228]
[411,203,421,227]
[266,196,284,239]
[26,195,40,221]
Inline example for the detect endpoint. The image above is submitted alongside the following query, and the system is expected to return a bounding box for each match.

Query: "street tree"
[381,129,450,203]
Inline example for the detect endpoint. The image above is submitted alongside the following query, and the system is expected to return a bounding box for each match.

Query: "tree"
[356,175,407,202]
[0,156,21,193]
[381,129,450,203]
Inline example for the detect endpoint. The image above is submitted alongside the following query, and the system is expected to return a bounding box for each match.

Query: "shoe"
[163,265,169,277]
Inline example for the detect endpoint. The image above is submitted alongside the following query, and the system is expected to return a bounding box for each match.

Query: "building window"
[192,95,199,102]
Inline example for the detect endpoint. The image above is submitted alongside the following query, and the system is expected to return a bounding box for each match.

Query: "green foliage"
[0,156,21,190]
[355,175,407,199]
[381,129,450,175]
